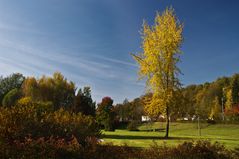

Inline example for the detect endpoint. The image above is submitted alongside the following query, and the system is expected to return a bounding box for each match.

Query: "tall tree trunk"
[165,106,169,138]
[165,66,170,138]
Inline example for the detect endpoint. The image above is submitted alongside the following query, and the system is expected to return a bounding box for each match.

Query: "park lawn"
[102,122,239,149]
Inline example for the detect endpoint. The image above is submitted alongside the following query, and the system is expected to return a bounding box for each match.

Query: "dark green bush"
[2,88,21,107]
[96,96,115,131]
[207,119,216,124]
[127,120,139,131]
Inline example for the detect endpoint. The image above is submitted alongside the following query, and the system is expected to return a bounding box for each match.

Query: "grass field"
[102,122,239,149]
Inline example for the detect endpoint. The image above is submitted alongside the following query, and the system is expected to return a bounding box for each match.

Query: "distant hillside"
[181,73,239,119]
[121,73,239,121]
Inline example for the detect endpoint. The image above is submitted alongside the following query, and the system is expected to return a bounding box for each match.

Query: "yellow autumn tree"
[131,7,183,138]
[225,88,233,111]
[209,97,221,121]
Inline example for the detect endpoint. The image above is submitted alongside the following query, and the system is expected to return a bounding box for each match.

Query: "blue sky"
[0,0,239,104]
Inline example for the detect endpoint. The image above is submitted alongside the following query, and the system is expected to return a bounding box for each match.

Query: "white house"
[141,115,151,122]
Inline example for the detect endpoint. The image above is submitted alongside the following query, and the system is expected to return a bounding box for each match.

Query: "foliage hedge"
[0,102,238,158]
[0,139,238,159]
[142,141,237,159]
[0,102,100,147]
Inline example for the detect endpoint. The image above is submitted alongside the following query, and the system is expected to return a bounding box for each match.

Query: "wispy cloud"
[93,54,137,68]
[0,21,45,36]
[0,15,142,104]
[0,39,139,84]
[0,1,147,104]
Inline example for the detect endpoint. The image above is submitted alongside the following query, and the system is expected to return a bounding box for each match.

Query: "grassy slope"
[102,122,239,149]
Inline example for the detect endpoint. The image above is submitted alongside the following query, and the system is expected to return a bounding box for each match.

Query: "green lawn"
[102,122,239,149]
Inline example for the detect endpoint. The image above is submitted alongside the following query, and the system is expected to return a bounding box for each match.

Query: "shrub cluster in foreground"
[0,138,238,158]
[142,141,238,159]
[0,102,101,158]
[0,100,238,158]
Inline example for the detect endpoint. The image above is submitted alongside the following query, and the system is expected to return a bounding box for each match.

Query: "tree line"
[116,73,239,123]
[0,72,117,131]
[1,71,238,128]
[180,73,239,122]
[0,72,95,115]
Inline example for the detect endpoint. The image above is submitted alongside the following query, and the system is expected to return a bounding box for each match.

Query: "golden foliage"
[209,97,221,120]
[132,7,183,117]
[225,88,233,110]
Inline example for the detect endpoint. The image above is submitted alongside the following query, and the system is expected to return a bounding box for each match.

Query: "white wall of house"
[141,115,150,122]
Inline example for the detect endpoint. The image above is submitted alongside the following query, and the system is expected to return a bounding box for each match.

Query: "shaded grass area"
[103,135,191,140]
[102,122,239,149]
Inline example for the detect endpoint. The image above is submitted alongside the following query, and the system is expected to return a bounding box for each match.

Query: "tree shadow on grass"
[207,138,238,141]
[102,134,192,140]
[140,128,165,132]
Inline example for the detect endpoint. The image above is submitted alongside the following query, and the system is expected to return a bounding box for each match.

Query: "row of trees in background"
[0,72,96,116]
[114,98,143,122]
[0,72,145,132]
[1,71,239,130]
[114,73,239,125]
[181,74,239,121]
[0,72,119,132]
